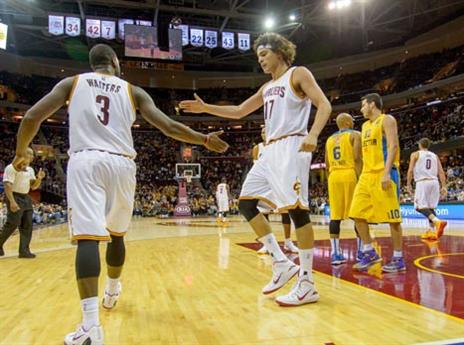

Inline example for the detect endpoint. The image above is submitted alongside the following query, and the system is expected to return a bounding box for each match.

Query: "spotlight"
[328,0,352,10]
[264,17,275,29]
[289,14,296,21]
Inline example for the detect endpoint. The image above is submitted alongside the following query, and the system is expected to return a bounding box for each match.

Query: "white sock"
[393,250,403,258]
[106,277,120,294]
[298,248,314,280]
[81,297,99,329]
[330,238,339,255]
[284,238,293,246]
[260,233,287,262]
[430,215,439,223]
[356,238,362,252]
[363,243,373,252]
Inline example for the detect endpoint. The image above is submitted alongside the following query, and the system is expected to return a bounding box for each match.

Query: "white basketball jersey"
[262,67,312,143]
[253,142,265,162]
[68,72,136,157]
[414,150,438,181]
[216,183,228,199]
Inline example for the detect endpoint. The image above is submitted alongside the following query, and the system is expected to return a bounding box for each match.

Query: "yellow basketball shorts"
[328,169,357,220]
[348,169,402,223]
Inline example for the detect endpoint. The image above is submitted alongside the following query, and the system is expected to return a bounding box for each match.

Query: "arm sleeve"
[3,165,17,184]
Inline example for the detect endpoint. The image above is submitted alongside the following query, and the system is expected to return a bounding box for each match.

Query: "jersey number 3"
[96,95,110,125]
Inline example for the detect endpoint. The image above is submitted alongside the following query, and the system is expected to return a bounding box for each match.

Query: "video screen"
[124,25,182,61]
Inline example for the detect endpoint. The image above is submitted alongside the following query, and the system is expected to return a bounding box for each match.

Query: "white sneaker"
[64,324,104,345]
[257,246,269,255]
[283,241,299,254]
[262,260,299,295]
[275,276,320,307]
[102,282,122,310]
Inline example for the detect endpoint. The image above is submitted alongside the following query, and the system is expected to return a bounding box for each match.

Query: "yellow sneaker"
[421,230,436,240]
[435,220,447,239]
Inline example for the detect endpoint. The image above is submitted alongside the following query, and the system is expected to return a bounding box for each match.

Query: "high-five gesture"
[179,93,207,114]
[204,130,229,153]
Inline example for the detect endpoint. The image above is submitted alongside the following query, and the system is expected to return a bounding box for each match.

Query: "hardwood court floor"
[1,216,464,345]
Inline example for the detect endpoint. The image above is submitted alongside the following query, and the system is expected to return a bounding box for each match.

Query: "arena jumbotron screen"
[124,25,182,61]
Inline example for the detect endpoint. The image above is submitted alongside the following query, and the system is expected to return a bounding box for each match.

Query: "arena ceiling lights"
[328,0,352,11]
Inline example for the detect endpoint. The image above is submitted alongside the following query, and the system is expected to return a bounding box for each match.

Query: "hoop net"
[183,170,193,183]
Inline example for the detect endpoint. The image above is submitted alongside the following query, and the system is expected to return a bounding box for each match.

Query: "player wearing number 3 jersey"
[14,44,228,345]
[180,32,332,307]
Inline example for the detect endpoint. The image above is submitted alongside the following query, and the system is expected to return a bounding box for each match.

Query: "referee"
[0,148,45,258]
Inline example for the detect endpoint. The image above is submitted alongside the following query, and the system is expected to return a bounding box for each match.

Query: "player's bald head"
[335,113,353,130]
[89,44,117,69]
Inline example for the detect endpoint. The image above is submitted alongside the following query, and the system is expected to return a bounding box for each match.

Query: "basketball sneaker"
[352,249,382,271]
[331,253,347,265]
[421,230,436,240]
[435,220,447,239]
[283,241,299,254]
[257,246,268,255]
[275,276,319,307]
[102,282,122,310]
[382,257,406,273]
[262,260,299,295]
[64,324,104,345]
[356,250,364,262]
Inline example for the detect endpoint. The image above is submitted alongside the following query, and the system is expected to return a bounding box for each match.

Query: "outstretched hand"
[179,93,207,114]
[204,130,229,153]
[12,149,28,171]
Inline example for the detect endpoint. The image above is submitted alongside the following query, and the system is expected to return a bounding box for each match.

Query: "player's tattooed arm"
[178,84,265,119]
[437,157,447,198]
[132,85,228,153]
[15,77,75,164]
[292,67,332,152]
[407,152,418,196]
[381,115,400,190]
[324,146,330,177]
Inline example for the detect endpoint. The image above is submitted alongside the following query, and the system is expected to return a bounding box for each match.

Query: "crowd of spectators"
[0,195,66,227]
[2,44,463,113]
[1,43,464,219]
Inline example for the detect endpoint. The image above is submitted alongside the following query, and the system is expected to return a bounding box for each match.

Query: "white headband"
[257,44,273,50]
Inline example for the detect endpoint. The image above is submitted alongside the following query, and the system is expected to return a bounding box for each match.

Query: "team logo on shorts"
[293,180,301,195]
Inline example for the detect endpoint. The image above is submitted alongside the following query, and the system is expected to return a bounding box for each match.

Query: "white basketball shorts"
[67,150,136,242]
[240,135,311,212]
[217,197,230,212]
[414,179,440,209]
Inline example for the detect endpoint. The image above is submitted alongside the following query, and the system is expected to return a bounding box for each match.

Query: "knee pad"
[288,208,311,229]
[76,240,100,279]
[329,220,341,235]
[238,199,260,221]
[281,213,291,225]
[106,235,126,267]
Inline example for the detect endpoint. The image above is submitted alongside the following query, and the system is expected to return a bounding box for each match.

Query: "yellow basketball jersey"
[361,114,400,172]
[326,130,355,173]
